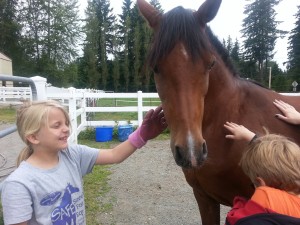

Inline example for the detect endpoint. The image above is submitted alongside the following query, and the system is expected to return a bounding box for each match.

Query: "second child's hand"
[224,122,256,142]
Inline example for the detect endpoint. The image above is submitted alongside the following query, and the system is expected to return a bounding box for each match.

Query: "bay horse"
[137,0,300,224]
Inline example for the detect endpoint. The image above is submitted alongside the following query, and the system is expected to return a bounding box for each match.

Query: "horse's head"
[66,183,79,194]
[137,0,221,168]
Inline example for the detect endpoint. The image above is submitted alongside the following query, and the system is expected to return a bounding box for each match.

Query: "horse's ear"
[194,0,222,25]
[137,0,162,29]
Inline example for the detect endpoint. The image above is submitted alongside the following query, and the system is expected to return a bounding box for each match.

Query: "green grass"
[80,140,115,225]
[0,106,17,123]
[97,98,160,107]
[92,97,161,124]
[93,111,138,122]
[0,104,168,225]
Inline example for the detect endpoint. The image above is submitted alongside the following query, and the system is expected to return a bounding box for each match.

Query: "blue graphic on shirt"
[51,183,79,224]
[40,191,62,206]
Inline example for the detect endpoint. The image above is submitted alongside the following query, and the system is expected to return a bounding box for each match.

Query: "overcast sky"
[80,0,299,70]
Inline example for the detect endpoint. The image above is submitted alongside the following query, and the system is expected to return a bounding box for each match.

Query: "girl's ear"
[255,177,266,187]
[26,134,39,145]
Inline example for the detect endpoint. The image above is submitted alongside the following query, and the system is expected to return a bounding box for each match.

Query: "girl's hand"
[140,106,168,141]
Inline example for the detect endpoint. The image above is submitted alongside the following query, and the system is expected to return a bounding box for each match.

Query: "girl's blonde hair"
[16,100,70,166]
[240,134,300,193]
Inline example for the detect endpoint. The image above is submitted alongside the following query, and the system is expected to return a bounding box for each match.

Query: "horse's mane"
[205,28,239,77]
[148,6,239,77]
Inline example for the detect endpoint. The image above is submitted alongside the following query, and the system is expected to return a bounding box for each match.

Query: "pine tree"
[287,5,300,80]
[93,0,116,90]
[242,0,286,83]
[17,0,81,85]
[143,0,163,92]
[130,4,145,91]
[0,0,23,74]
[80,1,100,88]
[118,0,133,92]
[112,32,121,92]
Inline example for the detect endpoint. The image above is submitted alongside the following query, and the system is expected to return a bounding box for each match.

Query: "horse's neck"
[207,67,239,101]
[61,187,73,202]
[205,66,267,119]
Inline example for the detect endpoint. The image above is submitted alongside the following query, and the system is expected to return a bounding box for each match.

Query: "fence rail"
[0,75,160,144]
[46,89,160,144]
[0,86,32,103]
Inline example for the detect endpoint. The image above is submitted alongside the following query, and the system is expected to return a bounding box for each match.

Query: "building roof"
[0,52,12,62]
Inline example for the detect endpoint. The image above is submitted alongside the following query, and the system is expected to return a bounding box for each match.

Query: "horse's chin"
[174,156,207,169]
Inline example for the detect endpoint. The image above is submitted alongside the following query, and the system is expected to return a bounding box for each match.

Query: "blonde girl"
[1,100,167,225]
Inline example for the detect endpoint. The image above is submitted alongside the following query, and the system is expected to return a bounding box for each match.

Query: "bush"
[78,127,96,141]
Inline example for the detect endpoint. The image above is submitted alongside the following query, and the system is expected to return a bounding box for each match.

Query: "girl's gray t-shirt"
[1,144,99,225]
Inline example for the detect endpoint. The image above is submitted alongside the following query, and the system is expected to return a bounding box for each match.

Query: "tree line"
[0,0,300,92]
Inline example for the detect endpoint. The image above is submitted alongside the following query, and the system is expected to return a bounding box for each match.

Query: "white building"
[0,52,13,87]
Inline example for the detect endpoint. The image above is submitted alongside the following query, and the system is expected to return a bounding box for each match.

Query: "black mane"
[148,6,239,77]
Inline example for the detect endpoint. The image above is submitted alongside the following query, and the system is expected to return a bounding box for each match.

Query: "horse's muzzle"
[173,141,208,168]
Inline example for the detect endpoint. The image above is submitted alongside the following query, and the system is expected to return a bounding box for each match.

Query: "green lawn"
[0,106,17,123]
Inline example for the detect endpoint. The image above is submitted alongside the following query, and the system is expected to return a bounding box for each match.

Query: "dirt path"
[97,139,231,225]
[0,123,24,183]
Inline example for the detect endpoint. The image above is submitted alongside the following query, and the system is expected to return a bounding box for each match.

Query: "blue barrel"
[95,126,113,142]
[118,125,133,142]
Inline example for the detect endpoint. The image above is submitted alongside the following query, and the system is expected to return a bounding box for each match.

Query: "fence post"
[31,76,47,100]
[81,93,87,130]
[68,87,78,144]
[137,90,143,126]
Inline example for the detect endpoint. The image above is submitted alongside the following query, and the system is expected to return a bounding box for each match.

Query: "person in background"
[1,100,167,225]
[223,99,300,225]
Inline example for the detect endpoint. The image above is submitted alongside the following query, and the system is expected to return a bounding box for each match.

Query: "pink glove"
[128,106,167,148]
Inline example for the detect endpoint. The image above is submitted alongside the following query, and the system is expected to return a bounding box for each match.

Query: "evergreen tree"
[112,34,121,92]
[143,0,163,92]
[93,0,116,90]
[224,36,233,53]
[118,0,133,92]
[142,19,153,92]
[131,4,146,91]
[242,0,286,83]
[231,39,241,63]
[0,0,24,74]
[287,5,300,80]
[149,0,163,12]
[80,1,100,88]
[17,0,81,85]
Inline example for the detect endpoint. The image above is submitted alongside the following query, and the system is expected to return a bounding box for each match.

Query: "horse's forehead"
[178,43,190,61]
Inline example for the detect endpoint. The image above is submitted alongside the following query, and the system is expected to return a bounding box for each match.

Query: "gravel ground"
[96,139,231,225]
[0,125,231,224]
[0,123,24,183]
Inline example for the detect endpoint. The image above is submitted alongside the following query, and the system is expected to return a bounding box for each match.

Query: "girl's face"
[34,107,70,152]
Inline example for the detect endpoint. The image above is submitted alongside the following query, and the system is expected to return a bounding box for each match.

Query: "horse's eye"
[208,60,216,71]
[153,65,159,73]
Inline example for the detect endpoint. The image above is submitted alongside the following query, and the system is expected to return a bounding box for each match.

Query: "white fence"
[0,86,32,103]
[1,75,299,144]
[47,89,159,144]
[0,76,160,144]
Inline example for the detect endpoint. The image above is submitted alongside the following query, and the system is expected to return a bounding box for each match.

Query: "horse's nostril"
[202,142,208,156]
[175,145,183,160]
